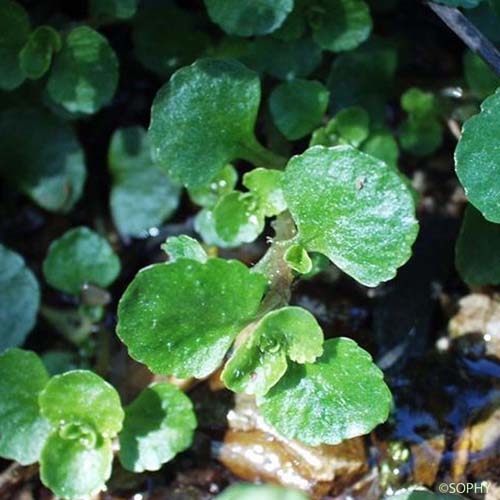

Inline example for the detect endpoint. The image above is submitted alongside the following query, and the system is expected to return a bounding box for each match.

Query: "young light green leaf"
[109,127,181,238]
[132,4,209,77]
[117,259,267,378]
[456,205,500,286]
[310,0,372,53]
[161,235,207,263]
[213,192,265,246]
[455,88,500,223]
[222,307,323,396]
[194,208,233,248]
[40,432,113,500]
[0,0,30,90]
[259,338,392,446]
[0,349,51,464]
[188,164,238,208]
[0,107,86,212]
[463,50,500,99]
[216,483,309,500]
[149,58,269,187]
[47,26,119,114]
[269,79,329,140]
[284,244,313,274]
[243,168,287,217]
[204,0,294,36]
[39,370,124,437]
[90,0,138,20]
[19,26,61,79]
[119,382,197,472]
[0,245,39,352]
[282,146,418,287]
[43,227,121,296]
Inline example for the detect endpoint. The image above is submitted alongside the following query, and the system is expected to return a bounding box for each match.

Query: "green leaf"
[42,350,78,376]
[43,227,121,296]
[399,117,443,157]
[222,307,323,396]
[90,0,138,20]
[243,168,287,217]
[310,0,372,53]
[132,4,209,77]
[109,127,181,238]
[19,26,61,80]
[216,483,309,500]
[47,26,119,114]
[282,145,418,286]
[0,245,39,352]
[0,107,86,212]
[0,349,51,464]
[161,235,208,263]
[284,244,313,274]
[455,88,500,222]
[361,128,399,168]
[204,0,294,36]
[39,370,124,437]
[40,432,113,499]
[463,50,500,99]
[194,208,233,248]
[259,338,392,446]
[119,382,197,472]
[456,205,500,286]
[117,258,267,378]
[269,79,329,140]
[213,192,265,246]
[0,0,30,90]
[149,58,268,188]
[188,164,238,208]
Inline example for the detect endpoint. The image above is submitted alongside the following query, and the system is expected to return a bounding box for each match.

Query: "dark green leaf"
[119,382,197,472]
[90,0,138,20]
[117,259,267,378]
[455,88,500,222]
[0,245,39,352]
[0,349,50,465]
[434,0,481,7]
[19,26,61,79]
[43,227,121,296]
[269,79,329,140]
[282,146,418,286]
[0,107,86,212]
[361,128,399,168]
[463,50,500,99]
[456,205,500,285]
[222,307,323,396]
[204,0,294,36]
[259,338,392,446]
[47,26,119,114]
[109,127,181,238]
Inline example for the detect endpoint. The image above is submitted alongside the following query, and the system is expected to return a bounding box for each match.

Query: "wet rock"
[218,394,368,499]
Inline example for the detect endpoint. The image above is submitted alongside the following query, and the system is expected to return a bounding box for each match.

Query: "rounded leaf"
[47,26,119,114]
[259,338,392,446]
[119,382,197,472]
[19,26,61,79]
[117,258,267,378]
[455,88,500,223]
[90,0,138,20]
[216,483,308,500]
[161,235,207,263]
[282,146,418,286]
[311,0,372,53]
[204,0,294,36]
[43,227,121,296]
[463,50,500,99]
[0,107,86,212]
[222,307,323,396]
[284,244,313,274]
[269,79,330,140]
[188,164,238,209]
[456,205,500,286]
[0,245,39,352]
[243,168,287,217]
[40,432,113,499]
[109,127,180,238]
[149,58,261,188]
[39,370,124,437]
[0,349,51,464]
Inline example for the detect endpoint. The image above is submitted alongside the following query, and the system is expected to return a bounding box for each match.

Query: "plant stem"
[239,138,288,170]
[428,2,500,77]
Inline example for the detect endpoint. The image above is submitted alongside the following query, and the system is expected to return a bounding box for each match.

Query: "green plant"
[1,0,500,498]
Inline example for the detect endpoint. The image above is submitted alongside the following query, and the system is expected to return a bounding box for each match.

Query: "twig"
[428,2,500,78]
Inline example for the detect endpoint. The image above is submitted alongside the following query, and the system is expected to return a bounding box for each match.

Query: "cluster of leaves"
[1,0,500,498]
